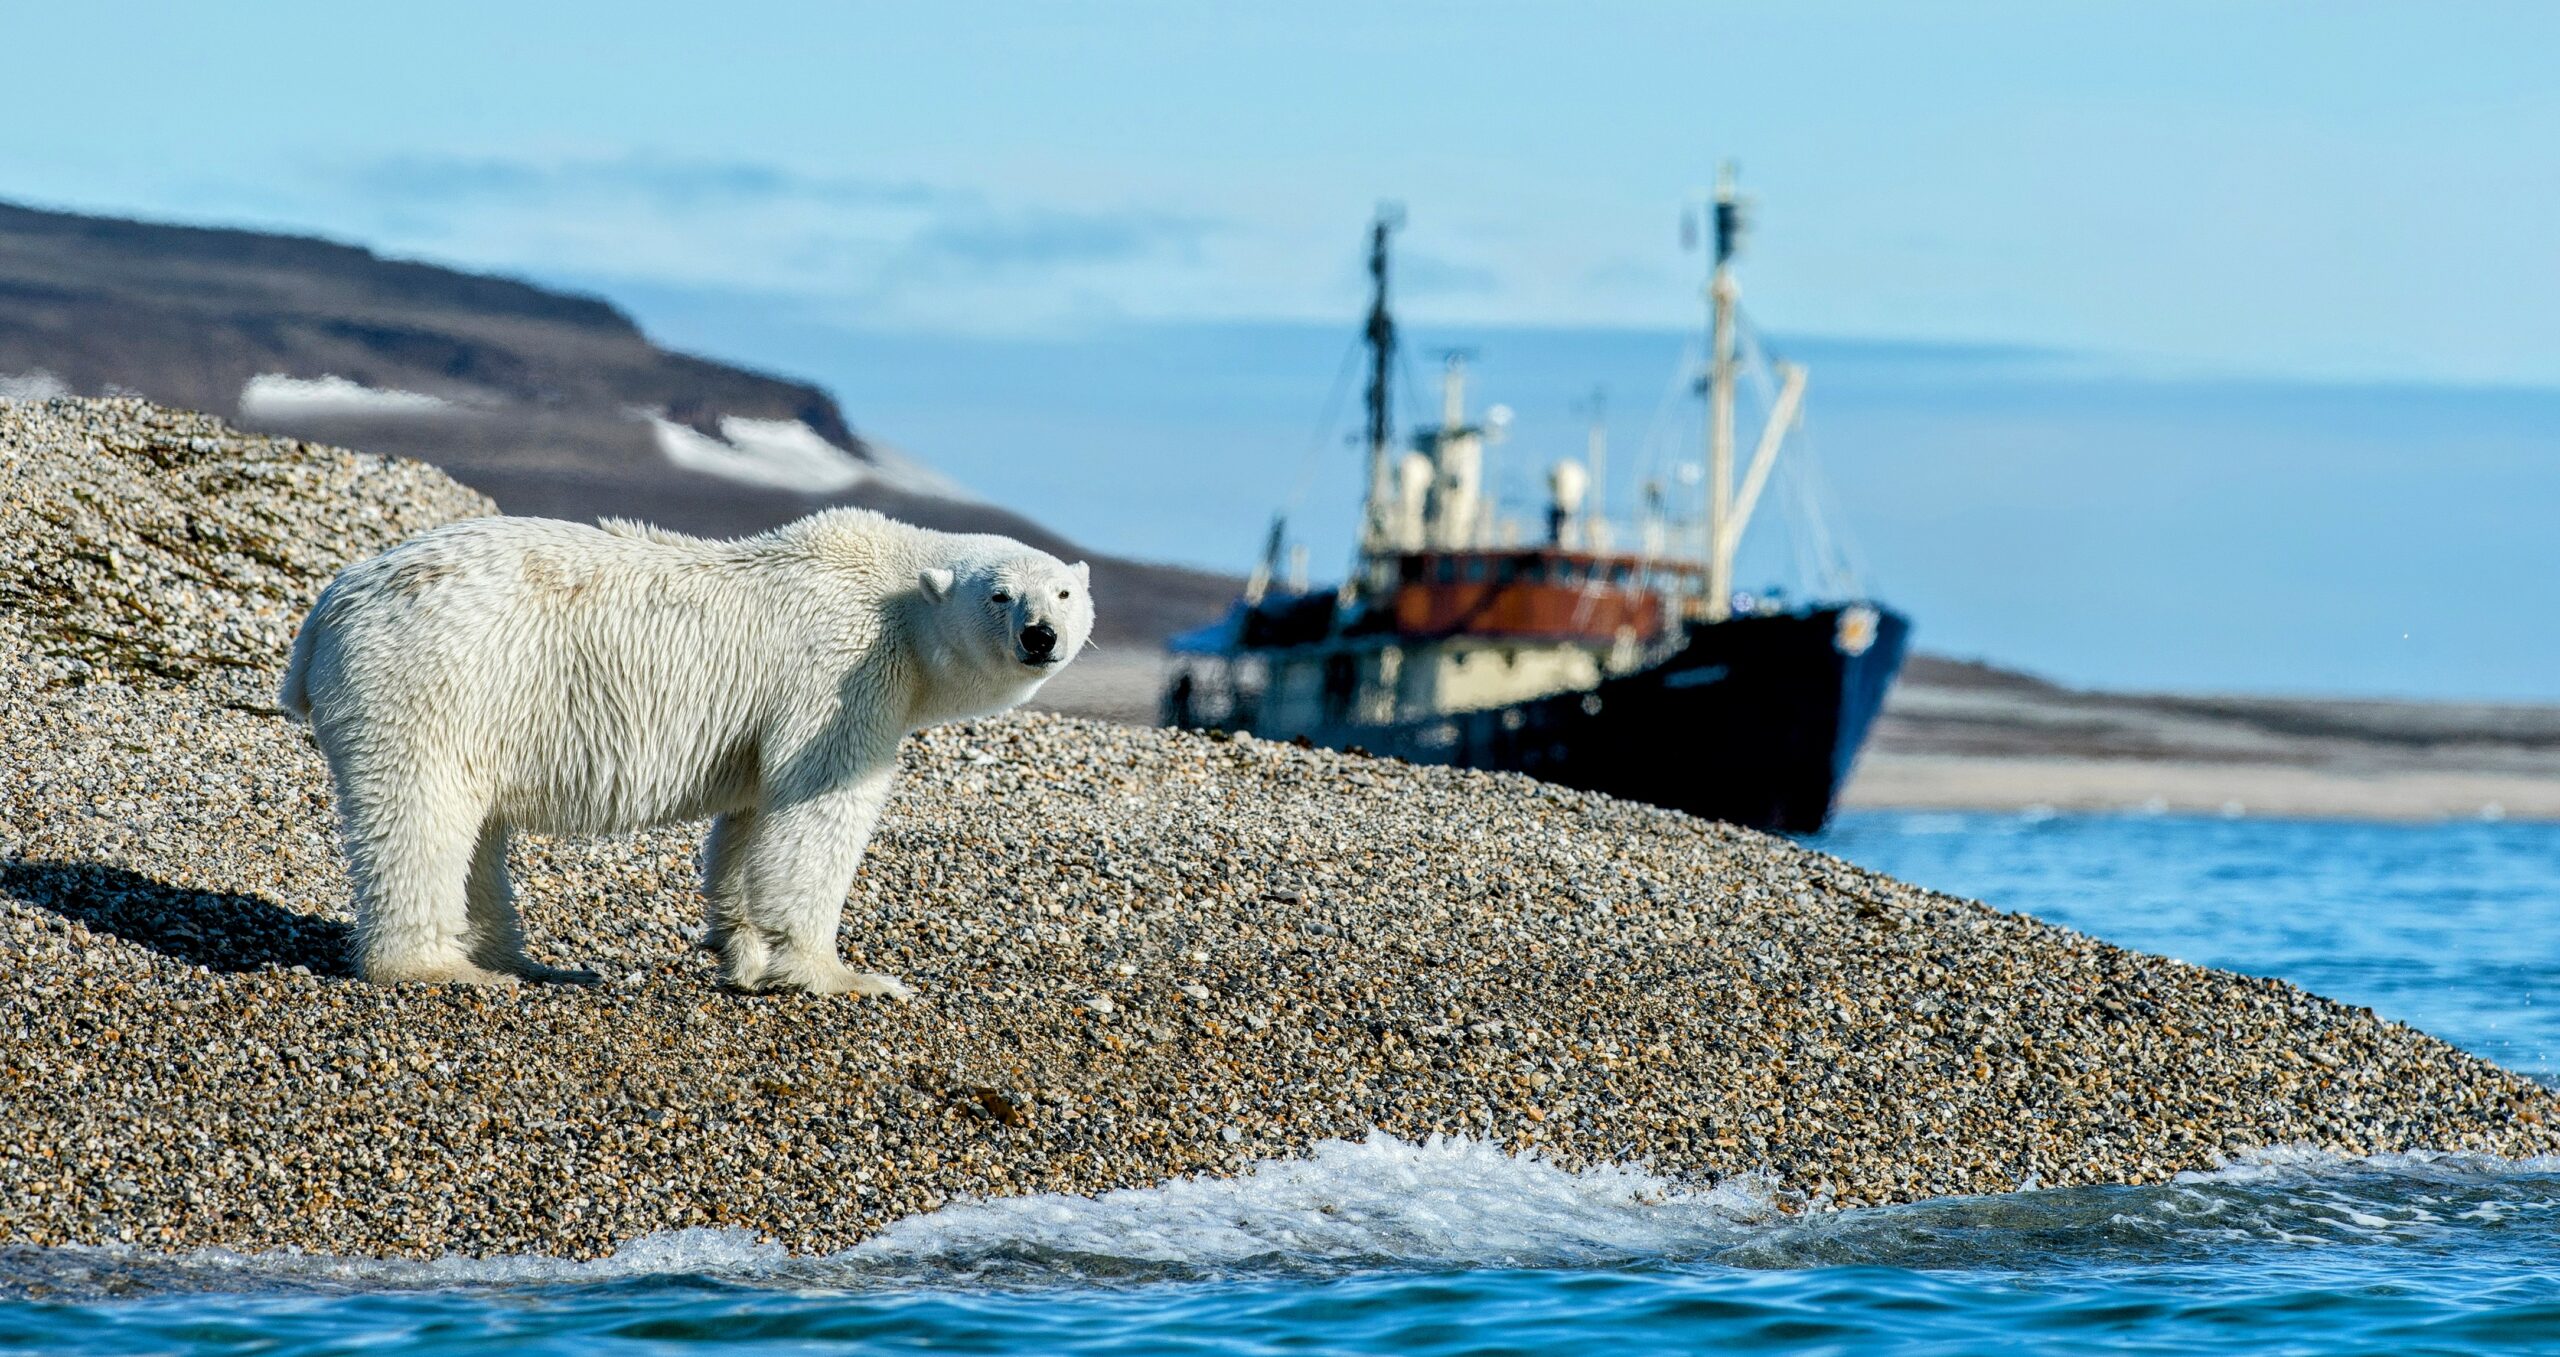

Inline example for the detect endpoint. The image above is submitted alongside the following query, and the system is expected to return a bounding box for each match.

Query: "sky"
[10,1,2560,380]
[2,2,2556,698]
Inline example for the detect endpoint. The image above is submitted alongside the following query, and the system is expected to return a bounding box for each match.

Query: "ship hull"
[1255,605,1909,833]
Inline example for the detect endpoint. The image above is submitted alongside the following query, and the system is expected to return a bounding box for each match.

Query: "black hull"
[1270,605,1909,833]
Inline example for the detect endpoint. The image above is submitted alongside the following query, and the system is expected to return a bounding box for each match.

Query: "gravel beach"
[4,396,2556,1261]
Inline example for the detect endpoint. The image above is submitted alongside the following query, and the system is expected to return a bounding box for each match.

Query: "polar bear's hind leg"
[342,786,513,986]
[465,821,599,985]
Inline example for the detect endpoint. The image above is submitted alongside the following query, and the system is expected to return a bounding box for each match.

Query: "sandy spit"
[3,397,2554,1260]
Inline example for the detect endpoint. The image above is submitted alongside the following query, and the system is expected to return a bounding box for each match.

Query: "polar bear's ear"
[917,568,956,603]
[1071,561,1091,585]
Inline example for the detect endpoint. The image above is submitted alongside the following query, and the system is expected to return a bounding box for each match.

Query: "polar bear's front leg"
[703,770,911,1000]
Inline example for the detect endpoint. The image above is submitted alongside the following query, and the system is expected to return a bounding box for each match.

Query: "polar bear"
[276,508,1092,997]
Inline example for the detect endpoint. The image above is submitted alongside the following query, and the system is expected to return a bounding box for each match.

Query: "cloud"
[333,151,1221,290]
[1578,255,1674,295]
[339,153,1218,259]
[907,206,1217,273]
[343,152,951,212]
[296,151,1240,333]
[1395,248,1500,298]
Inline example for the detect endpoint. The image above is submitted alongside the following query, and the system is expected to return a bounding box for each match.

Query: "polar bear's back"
[287,515,888,835]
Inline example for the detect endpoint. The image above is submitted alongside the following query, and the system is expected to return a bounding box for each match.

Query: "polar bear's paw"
[786,962,916,1002]
[365,949,600,987]
[838,970,916,1002]
[796,965,915,1002]
[365,955,523,987]
[726,948,914,1001]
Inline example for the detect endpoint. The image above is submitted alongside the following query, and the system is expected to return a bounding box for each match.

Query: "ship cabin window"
[1433,557,1458,584]
[1610,563,1635,587]
[1495,559,1518,585]
[1550,560,1580,586]
[1464,558,1488,584]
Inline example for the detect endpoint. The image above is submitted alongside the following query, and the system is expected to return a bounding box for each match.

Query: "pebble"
[3,395,2557,1262]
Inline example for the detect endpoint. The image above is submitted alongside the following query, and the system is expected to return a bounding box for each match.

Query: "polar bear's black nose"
[1020,622,1058,659]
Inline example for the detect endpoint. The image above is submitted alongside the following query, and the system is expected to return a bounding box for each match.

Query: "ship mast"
[1358,205,1402,564]
[1703,163,1742,622]
[1696,164,1813,620]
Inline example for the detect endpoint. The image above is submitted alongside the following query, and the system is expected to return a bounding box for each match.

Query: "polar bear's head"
[916,548,1094,698]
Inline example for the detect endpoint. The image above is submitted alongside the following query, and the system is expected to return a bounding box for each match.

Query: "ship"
[1161,169,1909,832]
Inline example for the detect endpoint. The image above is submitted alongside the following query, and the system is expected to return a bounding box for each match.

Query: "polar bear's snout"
[1019,622,1059,664]
[996,555,1092,672]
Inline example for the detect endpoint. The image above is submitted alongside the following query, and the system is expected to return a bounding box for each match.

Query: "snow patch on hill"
[650,415,975,501]
[239,374,462,420]
[0,369,70,402]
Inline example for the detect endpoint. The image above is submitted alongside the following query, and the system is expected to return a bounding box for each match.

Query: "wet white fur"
[278,508,1092,996]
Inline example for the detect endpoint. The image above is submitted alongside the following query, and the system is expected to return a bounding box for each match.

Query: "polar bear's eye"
[990,589,1013,604]
[1057,589,1071,600]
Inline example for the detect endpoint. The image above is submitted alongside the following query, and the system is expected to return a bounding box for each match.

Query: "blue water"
[1826,812,2560,1083]
[8,811,2559,1355]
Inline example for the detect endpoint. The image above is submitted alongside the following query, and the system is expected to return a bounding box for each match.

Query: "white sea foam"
[2081,1144,2560,1250]
[2177,1143,2560,1185]
[14,1135,1775,1293]
[238,374,461,420]
[853,1131,1780,1272]
[43,1226,797,1294]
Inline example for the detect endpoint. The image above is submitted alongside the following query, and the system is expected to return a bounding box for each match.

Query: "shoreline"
[1032,654,2560,825]
[1839,754,2559,823]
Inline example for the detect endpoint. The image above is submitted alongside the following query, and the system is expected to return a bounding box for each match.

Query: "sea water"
[7,811,2558,1355]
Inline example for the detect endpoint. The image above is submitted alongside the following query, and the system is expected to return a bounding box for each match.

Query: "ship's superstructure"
[1166,170,1908,831]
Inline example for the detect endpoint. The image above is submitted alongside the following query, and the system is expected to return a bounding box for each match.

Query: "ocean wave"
[1722,1143,2560,1271]
[2179,1142,2560,1184]
[11,1134,2560,1299]
[848,1131,1780,1278]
